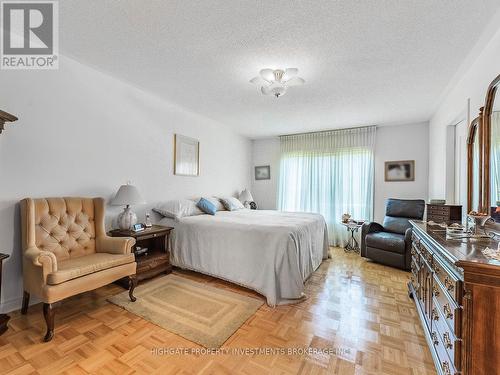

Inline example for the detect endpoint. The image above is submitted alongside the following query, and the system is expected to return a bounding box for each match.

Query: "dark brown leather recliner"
[361,198,425,270]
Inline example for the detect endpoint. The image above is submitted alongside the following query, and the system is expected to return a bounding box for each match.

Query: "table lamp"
[239,188,254,208]
[111,183,145,230]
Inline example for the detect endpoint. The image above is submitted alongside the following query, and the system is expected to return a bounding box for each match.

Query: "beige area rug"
[108,274,263,348]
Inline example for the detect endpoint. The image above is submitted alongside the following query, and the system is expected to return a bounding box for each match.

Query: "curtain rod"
[279,125,376,138]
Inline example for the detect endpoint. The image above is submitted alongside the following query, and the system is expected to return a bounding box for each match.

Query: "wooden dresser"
[427,204,462,224]
[409,221,499,375]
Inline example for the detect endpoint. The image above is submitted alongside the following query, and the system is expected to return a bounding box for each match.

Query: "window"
[278,127,375,246]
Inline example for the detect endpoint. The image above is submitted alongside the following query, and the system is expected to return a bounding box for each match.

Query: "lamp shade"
[239,188,254,203]
[111,184,145,206]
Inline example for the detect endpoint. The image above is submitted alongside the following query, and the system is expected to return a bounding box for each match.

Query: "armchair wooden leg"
[128,275,138,302]
[21,291,30,315]
[43,303,55,342]
[0,314,10,335]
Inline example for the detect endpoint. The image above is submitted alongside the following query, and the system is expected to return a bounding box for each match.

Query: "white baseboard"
[1,295,41,314]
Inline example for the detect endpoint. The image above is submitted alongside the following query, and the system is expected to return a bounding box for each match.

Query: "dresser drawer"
[410,257,420,289]
[433,257,461,304]
[410,242,420,257]
[411,231,421,244]
[433,276,461,337]
[432,297,461,370]
[427,214,447,223]
[431,331,458,375]
[428,205,450,214]
[420,241,434,266]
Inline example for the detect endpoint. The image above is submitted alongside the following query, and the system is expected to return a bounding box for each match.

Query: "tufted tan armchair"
[20,197,137,342]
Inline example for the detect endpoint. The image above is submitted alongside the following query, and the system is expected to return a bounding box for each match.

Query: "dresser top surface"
[410,220,499,268]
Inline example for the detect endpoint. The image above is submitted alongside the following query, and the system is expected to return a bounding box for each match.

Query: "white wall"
[251,138,280,209]
[374,123,429,223]
[0,55,251,312]
[250,123,429,223]
[429,16,500,200]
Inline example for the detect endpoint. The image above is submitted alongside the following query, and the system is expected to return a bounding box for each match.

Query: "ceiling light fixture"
[250,68,305,98]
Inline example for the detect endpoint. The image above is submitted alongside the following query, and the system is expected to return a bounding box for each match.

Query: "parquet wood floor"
[0,248,437,374]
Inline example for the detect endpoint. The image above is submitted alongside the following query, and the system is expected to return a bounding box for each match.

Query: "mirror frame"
[483,73,500,212]
[467,113,483,213]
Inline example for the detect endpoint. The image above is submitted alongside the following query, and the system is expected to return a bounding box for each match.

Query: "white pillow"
[153,199,203,220]
[219,197,245,211]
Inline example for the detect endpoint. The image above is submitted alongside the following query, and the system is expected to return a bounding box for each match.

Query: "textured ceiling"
[60,1,500,138]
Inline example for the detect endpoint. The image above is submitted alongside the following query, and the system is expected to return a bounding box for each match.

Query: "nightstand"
[109,225,173,283]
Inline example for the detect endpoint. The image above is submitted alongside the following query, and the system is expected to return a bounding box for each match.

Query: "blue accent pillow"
[197,198,217,215]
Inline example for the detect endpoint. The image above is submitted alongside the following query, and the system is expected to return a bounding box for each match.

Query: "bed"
[158,209,329,306]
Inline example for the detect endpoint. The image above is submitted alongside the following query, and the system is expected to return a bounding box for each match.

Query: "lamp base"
[117,206,137,230]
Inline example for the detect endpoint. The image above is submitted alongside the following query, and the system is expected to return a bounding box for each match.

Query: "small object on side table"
[341,221,363,253]
[145,213,153,228]
[341,213,351,223]
[109,225,173,285]
[0,253,10,335]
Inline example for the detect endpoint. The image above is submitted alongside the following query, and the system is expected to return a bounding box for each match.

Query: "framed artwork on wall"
[255,165,270,180]
[174,134,200,176]
[385,160,415,182]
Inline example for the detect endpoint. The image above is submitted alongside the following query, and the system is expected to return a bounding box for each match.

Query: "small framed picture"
[255,165,270,180]
[385,160,415,182]
[174,134,200,176]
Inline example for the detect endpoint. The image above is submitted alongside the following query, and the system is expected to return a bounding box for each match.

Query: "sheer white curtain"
[278,126,376,246]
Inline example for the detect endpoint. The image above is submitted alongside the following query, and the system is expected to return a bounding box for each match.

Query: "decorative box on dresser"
[408,221,499,375]
[427,204,462,224]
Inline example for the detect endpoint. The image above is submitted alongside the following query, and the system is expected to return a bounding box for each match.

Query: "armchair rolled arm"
[24,246,58,273]
[97,236,136,255]
[360,222,384,257]
[362,222,384,235]
[404,227,413,244]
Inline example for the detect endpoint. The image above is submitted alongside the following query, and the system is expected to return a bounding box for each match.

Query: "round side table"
[341,222,363,253]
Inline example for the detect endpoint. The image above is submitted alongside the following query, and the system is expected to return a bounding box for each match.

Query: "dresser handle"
[443,332,453,349]
[432,308,439,321]
[444,277,454,292]
[442,361,451,375]
[431,332,439,346]
[435,267,440,276]
[443,304,453,319]
[432,286,440,297]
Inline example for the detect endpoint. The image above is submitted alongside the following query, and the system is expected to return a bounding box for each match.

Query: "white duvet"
[160,209,329,306]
